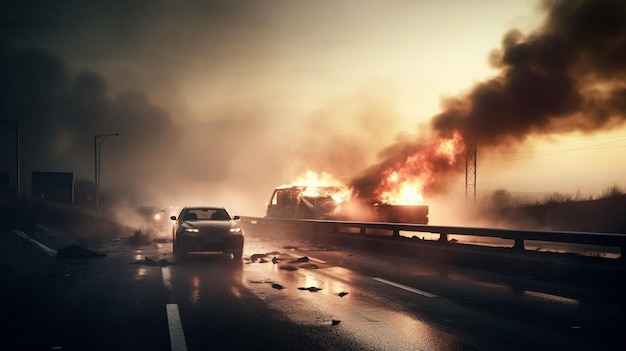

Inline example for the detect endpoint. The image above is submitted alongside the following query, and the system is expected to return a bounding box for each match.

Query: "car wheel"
[173,240,187,259]
[232,249,243,260]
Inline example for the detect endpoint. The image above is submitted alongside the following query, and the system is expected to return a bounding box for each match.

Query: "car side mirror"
[233,215,240,220]
[170,216,177,220]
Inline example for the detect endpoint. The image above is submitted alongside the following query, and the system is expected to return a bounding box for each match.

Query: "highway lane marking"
[166,304,189,351]
[373,277,439,298]
[162,264,187,351]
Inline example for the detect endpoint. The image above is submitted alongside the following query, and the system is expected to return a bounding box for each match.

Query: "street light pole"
[94,133,119,213]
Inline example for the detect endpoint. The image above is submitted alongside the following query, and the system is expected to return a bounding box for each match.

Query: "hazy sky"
[1,0,625,217]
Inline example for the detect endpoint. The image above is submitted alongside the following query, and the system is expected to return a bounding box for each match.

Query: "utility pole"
[465,137,476,203]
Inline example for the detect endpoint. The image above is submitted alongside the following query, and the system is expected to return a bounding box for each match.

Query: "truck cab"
[266,186,345,219]
[265,185,429,224]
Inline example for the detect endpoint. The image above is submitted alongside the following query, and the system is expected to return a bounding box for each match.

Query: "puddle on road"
[241,240,469,351]
[154,235,469,350]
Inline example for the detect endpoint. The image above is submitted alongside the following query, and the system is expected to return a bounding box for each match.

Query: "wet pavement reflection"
[136,232,611,350]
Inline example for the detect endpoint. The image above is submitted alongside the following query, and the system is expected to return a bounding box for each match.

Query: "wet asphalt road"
[5,226,626,350]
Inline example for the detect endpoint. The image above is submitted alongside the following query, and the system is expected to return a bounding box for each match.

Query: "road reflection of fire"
[135,267,148,279]
[191,275,200,304]
[230,286,242,298]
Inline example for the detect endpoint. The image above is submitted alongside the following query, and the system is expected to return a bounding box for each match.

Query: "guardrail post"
[512,239,525,251]
[392,229,400,237]
[438,233,448,243]
[360,226,367,235]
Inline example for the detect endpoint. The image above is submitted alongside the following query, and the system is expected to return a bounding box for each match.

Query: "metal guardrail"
[241,216,626,260]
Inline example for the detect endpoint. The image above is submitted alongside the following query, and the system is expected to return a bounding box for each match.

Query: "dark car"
[170,206,244,259]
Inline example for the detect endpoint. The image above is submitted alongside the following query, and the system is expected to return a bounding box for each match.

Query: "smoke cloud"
[434,0,626,143]
[1,0,625,218]
[352,0,626,198]
[0,44,403,215]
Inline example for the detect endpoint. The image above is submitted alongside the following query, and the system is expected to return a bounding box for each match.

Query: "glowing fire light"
[287,170,344,188]
[377,130,465,205]
[282,170,353,204]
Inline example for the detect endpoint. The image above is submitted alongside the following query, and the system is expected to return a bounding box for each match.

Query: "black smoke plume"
[352,0,626,199]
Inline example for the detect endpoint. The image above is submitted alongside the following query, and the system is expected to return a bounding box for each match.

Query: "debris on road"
[294,256,309,263]
[331,320,341,326]
[143,256,169,267]
[250,253,267,261]
[279,264,298,271]
[271,283,284,290]
[338,292,349,297]
[249,252,282,263]
[298,286,322,292]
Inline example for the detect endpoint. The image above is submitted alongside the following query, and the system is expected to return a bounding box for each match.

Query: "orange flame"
[282,170,353,203]
[377,130,465,205]
[285,170,344,188]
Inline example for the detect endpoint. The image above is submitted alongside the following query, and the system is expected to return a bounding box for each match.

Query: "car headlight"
[184,228,199,233]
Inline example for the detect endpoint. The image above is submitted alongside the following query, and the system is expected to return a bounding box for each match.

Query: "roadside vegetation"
[478,183,626,233]
[0,197,135,247]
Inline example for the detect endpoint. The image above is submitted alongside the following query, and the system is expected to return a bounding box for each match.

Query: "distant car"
[170,206,244,259]
[136,206,168,237]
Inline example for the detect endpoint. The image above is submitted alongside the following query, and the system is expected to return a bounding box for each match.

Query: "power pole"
[465,137,476,203]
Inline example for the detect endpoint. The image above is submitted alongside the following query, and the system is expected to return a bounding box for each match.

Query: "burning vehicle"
[266,131,467,225]
[265,183,429,224]
[266,185,352,220]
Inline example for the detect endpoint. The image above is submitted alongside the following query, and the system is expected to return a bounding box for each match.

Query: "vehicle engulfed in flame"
[266,185,351,220]
[265,185,428,224]
[265,131,466,224]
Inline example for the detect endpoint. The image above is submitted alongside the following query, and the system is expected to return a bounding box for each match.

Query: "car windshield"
[182,208,231,221]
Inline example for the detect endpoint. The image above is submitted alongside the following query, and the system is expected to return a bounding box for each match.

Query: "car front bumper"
[176,232,244,254]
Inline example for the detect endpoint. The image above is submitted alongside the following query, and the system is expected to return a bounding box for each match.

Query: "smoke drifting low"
[2,0,625,219]
[352,0,626,198]
[0,47,173,196]
[0,45,402,216]
[0,45,277,214]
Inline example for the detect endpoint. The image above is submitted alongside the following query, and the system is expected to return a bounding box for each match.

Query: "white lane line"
[373,277,439,298]
[166,304,188,351]
[13,229,57,256]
